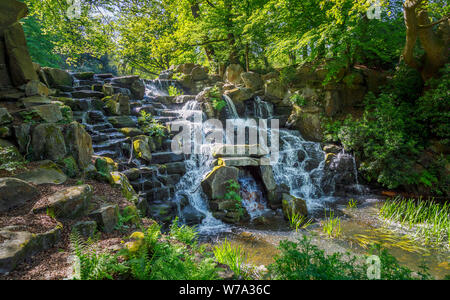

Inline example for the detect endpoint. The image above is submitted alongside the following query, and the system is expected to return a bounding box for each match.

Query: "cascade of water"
[223,94,239,119]
[239,176,269,219]
[254,96,274,120]
[171,100,229,233]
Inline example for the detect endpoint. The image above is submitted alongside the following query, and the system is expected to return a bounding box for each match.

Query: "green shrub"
[138,111,166,138]
[213,238,247,278]
[267,236,433,280]
[289,94,307,107]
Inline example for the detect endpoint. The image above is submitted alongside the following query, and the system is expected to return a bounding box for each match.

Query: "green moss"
[58,156,79,178]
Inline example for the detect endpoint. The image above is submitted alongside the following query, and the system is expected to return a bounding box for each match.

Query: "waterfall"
[171,100,230,233]
[239,175,269,219]
[223,94,239,119]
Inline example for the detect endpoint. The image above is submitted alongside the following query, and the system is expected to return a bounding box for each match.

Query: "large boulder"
[25,80,49,97]
[0,178,37,212]
[27,104,63,123]
[281,193,308,219]
[0,226,61,275]
[89,204,119,233]
[0,108,13,125]
[201,166,239,200]
[4,22,38,86]
[224,64,244,85]
[64,121,93,169]
[287,106,323,142]
[265,79,287,101]
[0,0,28,28]
[32,124,67,161]
[224,87,253,102]
[241,72,263,91]
[174,63,197,75]
[191,66,208,81]
[133,135,152,162]
[109,172,138,203]
[32,185,93,219]
[15,161,67,185]
[110,76,145,100]
[108,116,136,128]
[42,67,73,87]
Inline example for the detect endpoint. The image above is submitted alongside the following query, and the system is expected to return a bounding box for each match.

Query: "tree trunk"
[401,0,449,80]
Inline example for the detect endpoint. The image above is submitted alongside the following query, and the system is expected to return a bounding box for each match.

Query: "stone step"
[145,186,175,203]
[151,152,184,164]
[91,134,109,143]
[94,150,119,158]
[91,123,113,131]
[71,90,105,99]
[73,85,93,91]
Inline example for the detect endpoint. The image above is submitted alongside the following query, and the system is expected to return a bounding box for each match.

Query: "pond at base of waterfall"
[202,196,450,279]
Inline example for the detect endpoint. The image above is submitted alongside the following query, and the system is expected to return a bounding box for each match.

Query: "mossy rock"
[58,156,79,178]
[0,126,11,138]
[94,156,118,182]
[109,171,138,203]
[73,72,94,80]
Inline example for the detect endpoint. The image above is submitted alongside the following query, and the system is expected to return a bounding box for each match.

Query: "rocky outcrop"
[88,204,119,233]
[32,124,67,161]
[42,67,73,88]
[4,23,38,86]
[0,0,36,88]
[281,193,308,219]
[201,166,239,200]
[241,72,263,91]
[0,178,37,212]
[63,121,93,169]
[224,64,244,85]
[32,185,93,219]
[15,161,67,185]
[0,225,61,275]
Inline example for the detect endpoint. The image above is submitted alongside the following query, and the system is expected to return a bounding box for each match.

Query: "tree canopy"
[22,0,448,78]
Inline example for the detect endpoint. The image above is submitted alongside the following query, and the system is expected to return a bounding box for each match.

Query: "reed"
[379,196,449,247]
[322,210,342,238]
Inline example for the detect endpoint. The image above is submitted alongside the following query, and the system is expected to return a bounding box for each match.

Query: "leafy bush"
[289,94,307,107]
[72,223,221,280]
[167,85,182,97]
[323,64,449,195]
[209,86,226,112]
[224,179,245,219]
[267,236,433,280]
[137,111,166,138]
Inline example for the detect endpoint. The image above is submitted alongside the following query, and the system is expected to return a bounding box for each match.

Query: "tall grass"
[288,213,313,232]
[322,210,342,238]
[213,239,247,278]
[379,197,450,247]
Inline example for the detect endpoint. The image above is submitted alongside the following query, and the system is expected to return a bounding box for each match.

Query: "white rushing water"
[144,82,360,233]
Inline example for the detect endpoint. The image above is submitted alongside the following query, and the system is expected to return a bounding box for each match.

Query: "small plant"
[322,210,342,238]
[224,179,245,220]
[288,213,313,232]
[167,85,182,97]
[213,238,247,278]
[289,94,307,106]
[0,145,26,172]
[209,86,226,112]
[70,229,124,280]
[170,217,198,246]
[138,111,166,138]
[347,198,357,209]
